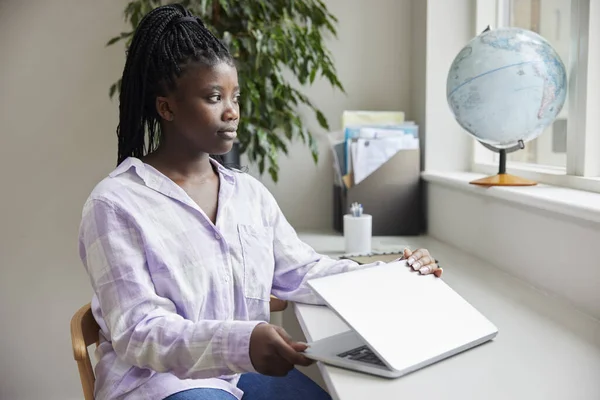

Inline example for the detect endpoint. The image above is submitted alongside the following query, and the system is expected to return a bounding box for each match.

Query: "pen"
[350,202,363,217]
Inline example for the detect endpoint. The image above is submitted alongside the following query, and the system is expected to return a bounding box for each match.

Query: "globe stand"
[470,140,538,187]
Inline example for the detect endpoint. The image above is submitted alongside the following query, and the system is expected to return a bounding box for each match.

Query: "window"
[502,0,570,168]
[473,0,600,191]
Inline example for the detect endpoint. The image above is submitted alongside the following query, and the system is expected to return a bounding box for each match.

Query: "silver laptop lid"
[307,261,498,373]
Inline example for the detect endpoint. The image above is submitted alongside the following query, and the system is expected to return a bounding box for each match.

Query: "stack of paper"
[329,111,419,188]
[342,110,405,127]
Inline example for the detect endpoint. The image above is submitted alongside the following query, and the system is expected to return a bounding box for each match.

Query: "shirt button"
[215,233,221,240]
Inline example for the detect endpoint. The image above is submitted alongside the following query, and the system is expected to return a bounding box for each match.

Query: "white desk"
[295,232,600,400]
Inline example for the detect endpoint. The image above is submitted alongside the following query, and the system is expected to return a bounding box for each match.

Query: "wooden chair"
[70,302,99,400]
[70,297,288,399]
[269,296,288,313]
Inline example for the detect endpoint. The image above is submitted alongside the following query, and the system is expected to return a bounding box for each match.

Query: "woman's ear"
[156,96,174,121]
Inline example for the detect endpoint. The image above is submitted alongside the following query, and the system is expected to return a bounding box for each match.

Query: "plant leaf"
[106,36,121,46]
[109,83,117,99]
[315,110,329,130]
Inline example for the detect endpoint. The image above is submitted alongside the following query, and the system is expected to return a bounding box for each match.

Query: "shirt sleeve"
[262,189,387,305]
[79,198,263,379]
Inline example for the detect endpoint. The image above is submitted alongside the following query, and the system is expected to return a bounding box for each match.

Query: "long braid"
[116,3,234,165]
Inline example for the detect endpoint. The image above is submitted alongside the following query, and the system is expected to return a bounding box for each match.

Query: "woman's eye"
[234,94,241,103]
[208,94,221,102]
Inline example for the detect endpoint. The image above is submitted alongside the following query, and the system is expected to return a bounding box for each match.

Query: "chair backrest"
[70,303,99,400]
[269,295,288,312]
[69,297,285,400]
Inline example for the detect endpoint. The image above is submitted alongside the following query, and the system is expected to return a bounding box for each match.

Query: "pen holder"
[343,213,372,254]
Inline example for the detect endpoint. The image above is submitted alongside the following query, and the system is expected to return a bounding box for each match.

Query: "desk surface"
[295,232,600,400]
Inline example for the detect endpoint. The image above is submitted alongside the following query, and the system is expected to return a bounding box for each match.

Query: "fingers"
[407,249,429,266]
[273,327,314,367]
[410,255,432,271]
[274,326,309,352]
[289,341,309,352]
[263,340,295,377]
[407,249,429,269]
[250,324,313,377]
[274,337,314,367]
[419,265,443,277]
[291,342,315,365]
[404,248,443,278]
[273,325,293,343]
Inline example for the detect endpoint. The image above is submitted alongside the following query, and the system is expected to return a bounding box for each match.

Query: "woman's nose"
[222,101,239,121]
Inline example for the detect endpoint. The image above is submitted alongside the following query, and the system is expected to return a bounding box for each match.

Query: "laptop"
[303,261,498,378]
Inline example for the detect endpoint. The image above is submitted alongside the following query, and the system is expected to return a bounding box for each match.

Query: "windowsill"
[479,160,566,175]
[422,170,600,224]
[473,162,600,194]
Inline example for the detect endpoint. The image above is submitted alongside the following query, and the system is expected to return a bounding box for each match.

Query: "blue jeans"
[163,369,331,400]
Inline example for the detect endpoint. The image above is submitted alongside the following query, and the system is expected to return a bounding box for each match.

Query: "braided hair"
[117,3,234,165]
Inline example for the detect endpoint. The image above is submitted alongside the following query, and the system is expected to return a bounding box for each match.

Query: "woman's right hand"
[249,323,314,376]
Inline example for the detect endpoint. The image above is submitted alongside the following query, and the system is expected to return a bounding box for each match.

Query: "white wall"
[505,0,571,166]
[411,0,427,168]
[0,0,415,399]
[423,0,474,172]
[426,182,600,320]
[249,0,414,230]
[0,1,128,399]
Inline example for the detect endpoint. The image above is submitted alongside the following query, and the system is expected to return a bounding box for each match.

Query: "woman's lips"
[217,130,237,140]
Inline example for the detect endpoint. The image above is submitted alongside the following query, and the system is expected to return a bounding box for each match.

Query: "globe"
[446,27,567,150]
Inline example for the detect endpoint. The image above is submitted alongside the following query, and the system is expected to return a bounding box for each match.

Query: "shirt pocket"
[237,224,275,301]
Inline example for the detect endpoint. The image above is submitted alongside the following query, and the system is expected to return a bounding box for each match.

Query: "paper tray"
[333,148,423,236]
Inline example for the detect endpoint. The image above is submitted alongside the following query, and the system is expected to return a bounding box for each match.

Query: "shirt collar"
[209,157,236,183]
[110,156,236,185]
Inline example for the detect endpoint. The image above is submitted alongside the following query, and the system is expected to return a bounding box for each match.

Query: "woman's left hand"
[402,248,443,277]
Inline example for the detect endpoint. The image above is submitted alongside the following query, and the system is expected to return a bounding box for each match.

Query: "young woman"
[78,4,442,400]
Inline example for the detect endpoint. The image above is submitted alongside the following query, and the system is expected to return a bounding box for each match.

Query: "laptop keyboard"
[337,345,386,367]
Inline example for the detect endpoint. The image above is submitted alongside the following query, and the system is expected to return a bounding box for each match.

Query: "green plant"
[107,0,344,181]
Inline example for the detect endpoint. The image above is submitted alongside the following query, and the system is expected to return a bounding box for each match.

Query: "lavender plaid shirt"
[78,157,381,400]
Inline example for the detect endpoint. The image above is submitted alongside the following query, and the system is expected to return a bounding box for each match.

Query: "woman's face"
[156,61,240,155]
